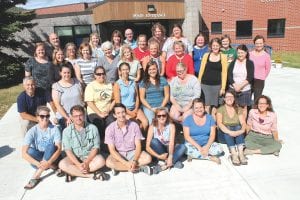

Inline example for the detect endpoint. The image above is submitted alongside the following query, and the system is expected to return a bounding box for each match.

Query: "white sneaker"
[111,169,119,176]
[139,166,153,175]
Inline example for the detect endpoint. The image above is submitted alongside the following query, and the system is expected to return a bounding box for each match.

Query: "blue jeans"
[150,138,186,164]
[219,125,245,149]
[27,143,57,169]
[142,106,155,125]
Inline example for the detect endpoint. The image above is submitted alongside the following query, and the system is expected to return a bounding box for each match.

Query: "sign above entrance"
[132,13,166,19]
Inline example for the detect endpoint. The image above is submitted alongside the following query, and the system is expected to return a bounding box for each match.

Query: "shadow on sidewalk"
[0,145,15,159]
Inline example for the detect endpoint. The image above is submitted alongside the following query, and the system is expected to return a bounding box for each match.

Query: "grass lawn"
[272,51,300,68]
[0,84,23,119]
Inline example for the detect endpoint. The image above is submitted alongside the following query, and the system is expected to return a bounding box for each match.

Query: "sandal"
[24,179,40,190]
[65,174,76,182]
[93,171,110,181]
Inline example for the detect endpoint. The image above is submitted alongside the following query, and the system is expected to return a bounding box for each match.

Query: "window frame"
[211,22,222,34]
[267,18,286,38]
[236,20,253,39]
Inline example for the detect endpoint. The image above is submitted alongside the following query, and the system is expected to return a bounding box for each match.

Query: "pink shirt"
[249,51,271,80]
[232,61,251,91]
[247,109,278,135]
[105,120,144,156]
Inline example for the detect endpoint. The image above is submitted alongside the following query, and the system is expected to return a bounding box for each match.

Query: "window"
[54,25,92,47]
[236,20,252,38]
[211,22,222,34]
[268,18,285,37]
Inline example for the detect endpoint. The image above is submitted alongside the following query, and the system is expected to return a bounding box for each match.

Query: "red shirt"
[166,54,194,80]
[133,48,150,61]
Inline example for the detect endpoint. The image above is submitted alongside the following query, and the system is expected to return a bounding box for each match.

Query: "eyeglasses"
[38,114,50,119]
[176,70,185,74]
[95,73,106,76]
[157,114,167,118]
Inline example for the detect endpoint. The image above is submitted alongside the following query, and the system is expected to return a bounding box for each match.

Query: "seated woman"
[146,107,186,173]
[22,106,61,189]
[118,44,142,82]
[183,98,223,164]
[245,95,282,156]
[216,91,247,165]
[113,62,148,131]
[52,63,84,130]
[85,66,115,148]
[170,62,201,123]
[139,61,169,124]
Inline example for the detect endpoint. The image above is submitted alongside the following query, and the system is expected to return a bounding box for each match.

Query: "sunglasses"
[95,72,105,76]
[157,114,167,118]
[38,114,50,119]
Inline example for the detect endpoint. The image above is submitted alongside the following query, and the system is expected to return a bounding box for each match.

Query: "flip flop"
[93,171,110,181]
[65,174,76,182]
[24,179,40,190]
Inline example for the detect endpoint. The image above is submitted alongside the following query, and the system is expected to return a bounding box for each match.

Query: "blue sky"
[21,0,102,9]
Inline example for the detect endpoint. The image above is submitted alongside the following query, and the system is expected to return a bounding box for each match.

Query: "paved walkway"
[0,67,299,200]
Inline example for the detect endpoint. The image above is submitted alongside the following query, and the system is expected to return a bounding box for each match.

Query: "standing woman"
[114,62,148,131]
[228,44,254,117]
[111,30,124,57]
[170,63,201,123]
[49,48,66,84]
[97,41,120,84]
[25,42,52,93]
[142,41,166,76]
[74,42,98,87]
[162,24,193,61]
[216,91,247,165]
[193,32,209,77]
[148,22,167,51]
[245,95,282,156]
[89,32,104,60]
[139,61,169,124]
[183,98,223,163]
[166,41,194,81]
[64,42,78,66]
[198,38,228,117]
[133,34,150,62]
[52,64,84,130]
[146,107,186,172]
[221,34,237,64]
[250,35,272,102]
[118,44,142,82]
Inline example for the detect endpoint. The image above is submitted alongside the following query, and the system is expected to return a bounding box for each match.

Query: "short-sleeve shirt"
[217,105,243,126]
[76,58,98,85]
[116,79,136,110]
[247,109,277,135]
[170,75,201,107]
[85,81,113,114]
[97,56,119,83]
[105,120,144,157]
[139,77,168,108]
[24,57,52,90]
[17,88,51,116]
[62,123,100,160]
[23,124,61,152]
[183,114,216,146]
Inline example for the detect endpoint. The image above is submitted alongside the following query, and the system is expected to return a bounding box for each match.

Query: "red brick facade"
[201,0,300,51]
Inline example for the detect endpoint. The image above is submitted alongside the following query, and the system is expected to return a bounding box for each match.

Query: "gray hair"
[23,76,35,85]
[36,106,50,115]
[101,41,113,51]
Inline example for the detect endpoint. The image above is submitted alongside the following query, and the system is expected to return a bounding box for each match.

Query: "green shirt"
[221,48,237,64]
[217,105,242,126]
[62,123,100,160]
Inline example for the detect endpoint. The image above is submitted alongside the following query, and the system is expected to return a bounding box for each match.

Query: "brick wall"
[201,0,300,51]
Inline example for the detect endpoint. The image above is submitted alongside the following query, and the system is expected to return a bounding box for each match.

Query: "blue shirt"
[117,79,136,110]
[23,124,61,152]
[17,88,51,116]
[193,45,209,74]
[183,114,215,146]
[139,77,168,108]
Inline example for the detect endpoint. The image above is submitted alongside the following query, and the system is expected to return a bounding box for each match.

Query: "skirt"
[201,84,221,106]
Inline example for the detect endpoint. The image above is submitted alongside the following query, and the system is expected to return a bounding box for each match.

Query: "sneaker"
[273,151,280,157]
[152,165,162,175]
[173,161,184,169]
[111,169,119,176]
[139,165,153,175]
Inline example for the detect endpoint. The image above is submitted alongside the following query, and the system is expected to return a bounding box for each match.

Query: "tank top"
[201,53,222,85]
[153,124,171,145]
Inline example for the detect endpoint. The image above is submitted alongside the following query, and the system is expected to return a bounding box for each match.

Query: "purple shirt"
[105,120,144,156]
[247,109,278,135]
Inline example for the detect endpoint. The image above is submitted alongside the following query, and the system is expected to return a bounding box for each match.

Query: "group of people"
[18,23,282,190]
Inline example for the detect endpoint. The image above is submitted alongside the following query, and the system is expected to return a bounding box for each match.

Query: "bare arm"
[139,87,152,110]
[183,126,202,151]
[22,145,40,167]
[52,88,71,125]
[20,112,38,123]
[146,125,165,160]
[113,83,121,103]
[107,144,131,169]
[160,56,166,76]
[73,64,84,84]
[161,85,170,107]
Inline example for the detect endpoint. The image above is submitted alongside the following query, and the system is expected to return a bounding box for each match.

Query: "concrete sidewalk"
[1,67,300,200]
